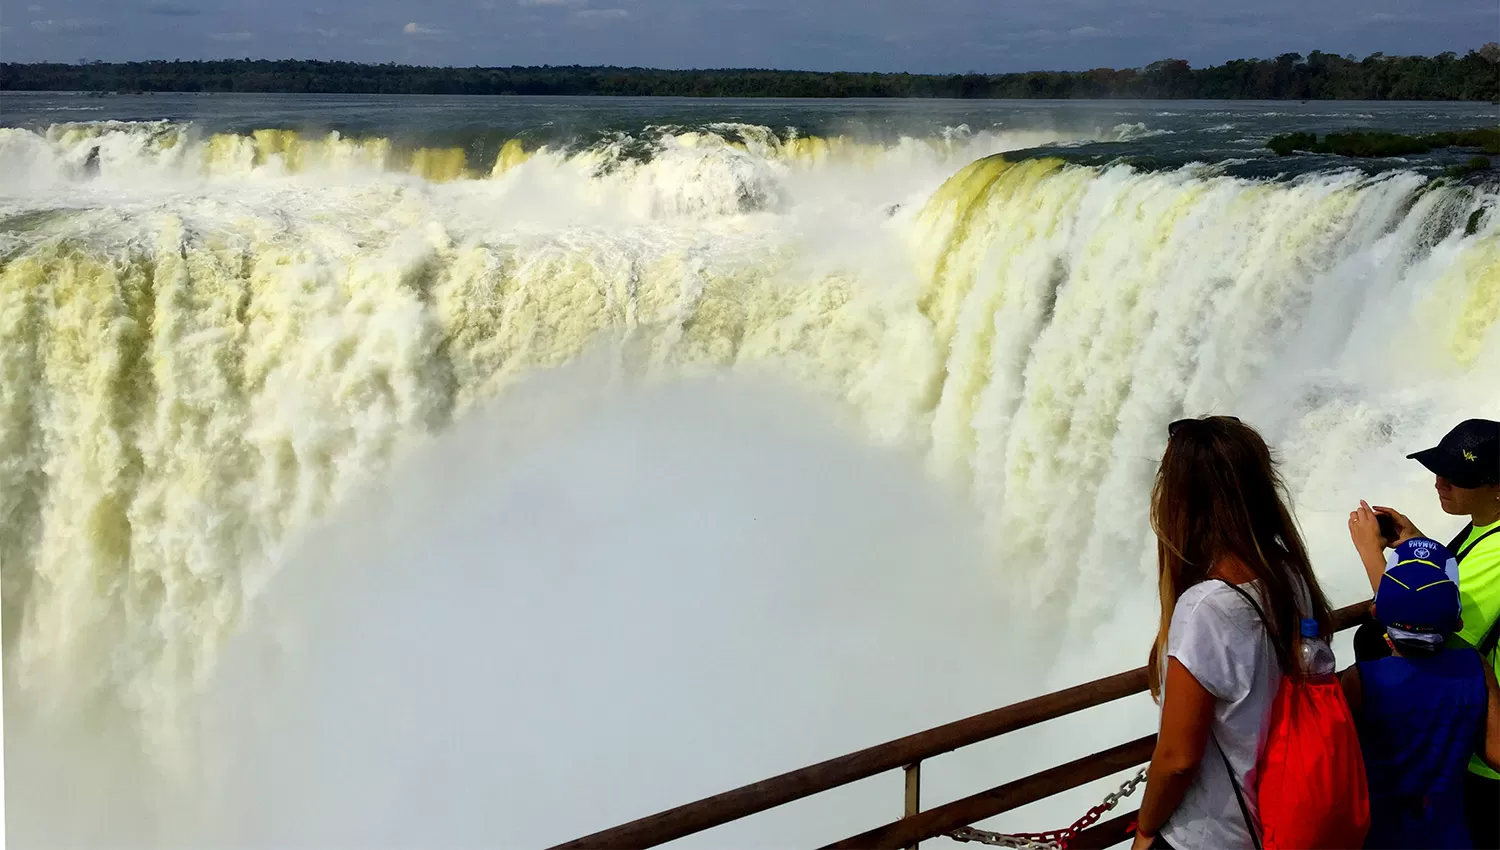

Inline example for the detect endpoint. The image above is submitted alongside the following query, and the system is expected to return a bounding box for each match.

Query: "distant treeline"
[1268,128,1500,157]
[4,48,1499,100]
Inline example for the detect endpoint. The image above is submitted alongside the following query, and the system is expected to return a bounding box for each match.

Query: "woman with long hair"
[1131,416,1335,850]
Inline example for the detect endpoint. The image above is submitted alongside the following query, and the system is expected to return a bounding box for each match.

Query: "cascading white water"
[1,117,1497,847]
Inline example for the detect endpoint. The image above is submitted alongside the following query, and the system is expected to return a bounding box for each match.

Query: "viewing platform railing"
[549,600,1373,850]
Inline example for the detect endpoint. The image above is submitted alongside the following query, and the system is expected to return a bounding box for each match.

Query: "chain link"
[947,827,1066,849]
[947,767,1147,850]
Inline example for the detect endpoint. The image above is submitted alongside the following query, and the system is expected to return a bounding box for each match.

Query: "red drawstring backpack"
[1218,581,1371,850]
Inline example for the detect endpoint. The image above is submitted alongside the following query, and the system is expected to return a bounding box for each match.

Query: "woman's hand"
[1348,500,1386,558]
[1131,829,1157,850]
[1351,501,1394,593]
[1371,505,1422,544]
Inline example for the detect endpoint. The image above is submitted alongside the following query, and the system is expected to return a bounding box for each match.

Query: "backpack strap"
[1215,578,1267,620]
[1480,614,1500,658]
[1214,578,1289,661]
[1446,522,1475,556]
[1450,524,1500,657]
[1212,734,1264,850]
[1209,579,1272,849]
[1456,524,1500,564]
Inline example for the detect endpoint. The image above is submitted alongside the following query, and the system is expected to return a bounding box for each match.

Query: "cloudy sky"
[2,0,1495,71]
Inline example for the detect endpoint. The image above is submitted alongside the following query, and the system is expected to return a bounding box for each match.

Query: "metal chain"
[947,829,1066,850]
[947,767,1148,850]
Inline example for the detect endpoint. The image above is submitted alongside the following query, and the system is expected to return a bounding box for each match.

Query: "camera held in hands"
[1377,512,1399,547]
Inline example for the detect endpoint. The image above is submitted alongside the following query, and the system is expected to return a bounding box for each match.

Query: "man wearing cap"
[1339,560,1500,849]
[1358,418,1500,848]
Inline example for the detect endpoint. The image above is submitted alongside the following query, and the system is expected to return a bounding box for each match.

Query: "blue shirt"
[1356,647,1488,849]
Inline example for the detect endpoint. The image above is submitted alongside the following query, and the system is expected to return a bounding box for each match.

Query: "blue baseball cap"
[1375,560,1462,637]
[1385,537,1460,586]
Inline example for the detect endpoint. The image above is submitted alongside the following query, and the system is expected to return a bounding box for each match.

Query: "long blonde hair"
[1146,416,1333,699]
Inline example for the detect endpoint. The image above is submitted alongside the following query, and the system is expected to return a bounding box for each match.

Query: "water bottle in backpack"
[1220,583,1368,849]
[1298,617,1336,677]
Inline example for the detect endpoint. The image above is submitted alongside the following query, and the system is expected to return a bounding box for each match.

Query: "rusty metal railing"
[550,600,1373,850]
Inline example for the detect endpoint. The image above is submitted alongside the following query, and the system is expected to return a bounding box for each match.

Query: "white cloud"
[519,0,579,6]
[208,31,254,41]
[30,17,112,34]
[146,1,201,16]
[1017,28,1063,42]
[27,4,42,12]
[573,7,628,21]
[403,21,444,35]
[1069,25,1108,37]
[315,27,340,38]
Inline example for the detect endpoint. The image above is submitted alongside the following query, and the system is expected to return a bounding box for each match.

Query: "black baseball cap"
[1407,419,1500,489]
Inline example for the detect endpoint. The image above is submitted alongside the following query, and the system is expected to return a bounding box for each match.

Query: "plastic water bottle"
[1298,618,1336,677]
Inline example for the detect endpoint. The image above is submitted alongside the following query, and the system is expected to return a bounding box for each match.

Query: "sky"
[1,0,1496,72]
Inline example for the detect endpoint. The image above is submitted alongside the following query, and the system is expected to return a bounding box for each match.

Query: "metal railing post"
[904,762,921,850]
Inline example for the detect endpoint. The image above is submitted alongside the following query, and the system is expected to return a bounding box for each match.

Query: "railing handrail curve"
[549,600,1372,850]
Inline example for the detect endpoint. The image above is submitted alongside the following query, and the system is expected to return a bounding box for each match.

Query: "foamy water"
[2,106,1497,846]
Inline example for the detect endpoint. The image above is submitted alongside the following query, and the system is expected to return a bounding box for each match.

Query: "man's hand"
[1131,829,1157,850]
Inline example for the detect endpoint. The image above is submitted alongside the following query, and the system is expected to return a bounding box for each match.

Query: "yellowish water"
[1,122,1497,784]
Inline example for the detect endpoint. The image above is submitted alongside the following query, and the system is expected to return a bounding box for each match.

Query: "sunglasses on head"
[1168,415,1241,438]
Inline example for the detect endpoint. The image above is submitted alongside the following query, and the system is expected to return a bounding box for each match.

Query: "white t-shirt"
[1159,579,1284,850]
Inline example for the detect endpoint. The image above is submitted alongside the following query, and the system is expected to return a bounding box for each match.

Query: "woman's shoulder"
[1168,580,1272,688]
[1172,580,1265,633]
[1177,578,1257,609]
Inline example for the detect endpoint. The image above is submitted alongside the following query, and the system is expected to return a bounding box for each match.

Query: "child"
[1339,559,1500,849]
[1348,503,1461,661]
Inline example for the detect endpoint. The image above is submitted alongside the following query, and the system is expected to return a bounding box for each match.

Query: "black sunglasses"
[1168,415,1241,438]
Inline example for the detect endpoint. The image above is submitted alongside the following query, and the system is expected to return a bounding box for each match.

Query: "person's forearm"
[1135,757,1198,837]
[1359,547,1386,593]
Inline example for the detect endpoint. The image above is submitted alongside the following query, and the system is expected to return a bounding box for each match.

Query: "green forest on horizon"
[3,47,1499,100]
